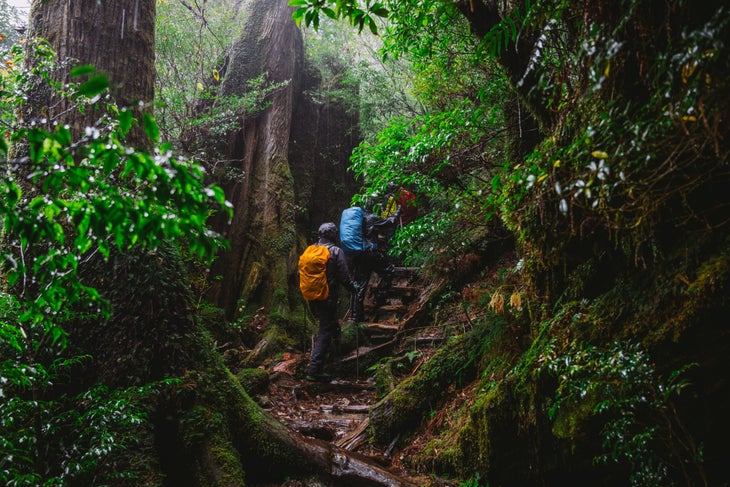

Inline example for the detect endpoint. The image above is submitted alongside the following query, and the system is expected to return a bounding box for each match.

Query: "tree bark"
[28,0,155,145]
[206,0,302,319]
[206,0,360,320]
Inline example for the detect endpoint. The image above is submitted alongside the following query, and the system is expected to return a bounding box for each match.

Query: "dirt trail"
[258,267,456,486]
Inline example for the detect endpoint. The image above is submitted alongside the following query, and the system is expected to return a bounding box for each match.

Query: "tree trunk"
[206,0,302,319]
[206,0,360,320]
[28,0,155,145]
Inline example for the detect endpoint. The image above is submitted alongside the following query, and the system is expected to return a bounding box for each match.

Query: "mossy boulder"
[236,368,270,395]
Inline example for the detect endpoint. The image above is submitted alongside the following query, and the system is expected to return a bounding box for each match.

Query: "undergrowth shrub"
[542,340,704,486]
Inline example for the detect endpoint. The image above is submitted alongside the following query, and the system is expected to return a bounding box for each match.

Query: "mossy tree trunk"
[205,0,360,323]
[206,0,302,320]
[369,323,494,444]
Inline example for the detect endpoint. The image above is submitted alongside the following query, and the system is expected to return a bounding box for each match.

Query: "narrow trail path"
[258,267,456,486]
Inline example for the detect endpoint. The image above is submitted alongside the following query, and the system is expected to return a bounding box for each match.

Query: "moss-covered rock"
[236,367,270,395]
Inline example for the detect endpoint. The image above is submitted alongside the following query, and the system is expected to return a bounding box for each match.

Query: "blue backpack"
[340,207,370,256]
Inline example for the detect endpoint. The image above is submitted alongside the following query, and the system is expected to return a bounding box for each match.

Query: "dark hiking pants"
[307,299,341,376]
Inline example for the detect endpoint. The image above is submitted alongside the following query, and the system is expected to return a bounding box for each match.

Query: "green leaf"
[69,65,96,77]
[56,124,72,146]
[118,108,133,137]
[142,113,160,143]
[288,0,308,5]
[304,8,316,27]
[370,4,389,17]
[7,270,19,287]
[367,16,378,35]
[49,325,65,346]
[77,74,109,98]
[292,7,306,24]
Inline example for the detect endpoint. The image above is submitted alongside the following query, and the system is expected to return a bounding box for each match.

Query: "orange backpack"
[298,244,331,301]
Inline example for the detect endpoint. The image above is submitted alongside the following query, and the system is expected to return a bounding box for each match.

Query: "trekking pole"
[355,321,360,383]
[347,290,360,382]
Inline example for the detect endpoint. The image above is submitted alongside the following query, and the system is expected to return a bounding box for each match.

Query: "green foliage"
[458,472,485,487]
[0,41,230,484]
[0,381,166,486]
[155,0,244,142]
[500,1,729,267]
[290,0,388,34]
[0,0,24,50]
[543,341,704,486]
[294,1,727,484]
[351,89,509,267]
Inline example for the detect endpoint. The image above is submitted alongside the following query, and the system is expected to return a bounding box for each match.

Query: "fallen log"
[296,430,420,487]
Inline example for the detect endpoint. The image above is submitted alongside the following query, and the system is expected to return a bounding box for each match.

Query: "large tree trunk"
[28,0,155,145]
[206,0,359,320]
[206,0,302,319]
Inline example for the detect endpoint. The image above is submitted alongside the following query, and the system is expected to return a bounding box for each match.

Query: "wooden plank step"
[392,266,420,273]
[387,286,420,296]
[340,339,396,363]
[377,303,408,313]
[320,404,371,414]
[361,322,400,332]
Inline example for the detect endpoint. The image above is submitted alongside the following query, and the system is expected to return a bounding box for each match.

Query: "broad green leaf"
[367,16,378,35]
[118,108,133,137]
[69,65,96,77]
[371,5,389,17]
[56,124,72,147]
[292,8,306,24]
[143,113,160,143]
[305,8,315,26]
[49,325,65,346]
[77,74,109,97]
[7,270,19,287]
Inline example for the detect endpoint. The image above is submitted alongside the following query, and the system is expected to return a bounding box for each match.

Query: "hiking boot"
[306,373,332,383]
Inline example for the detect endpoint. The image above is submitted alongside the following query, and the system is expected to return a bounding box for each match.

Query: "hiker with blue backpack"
[340,201,401,323]
[298,222,357,382]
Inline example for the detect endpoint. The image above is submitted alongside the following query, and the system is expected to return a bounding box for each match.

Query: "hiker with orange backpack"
[298,222,357,382]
